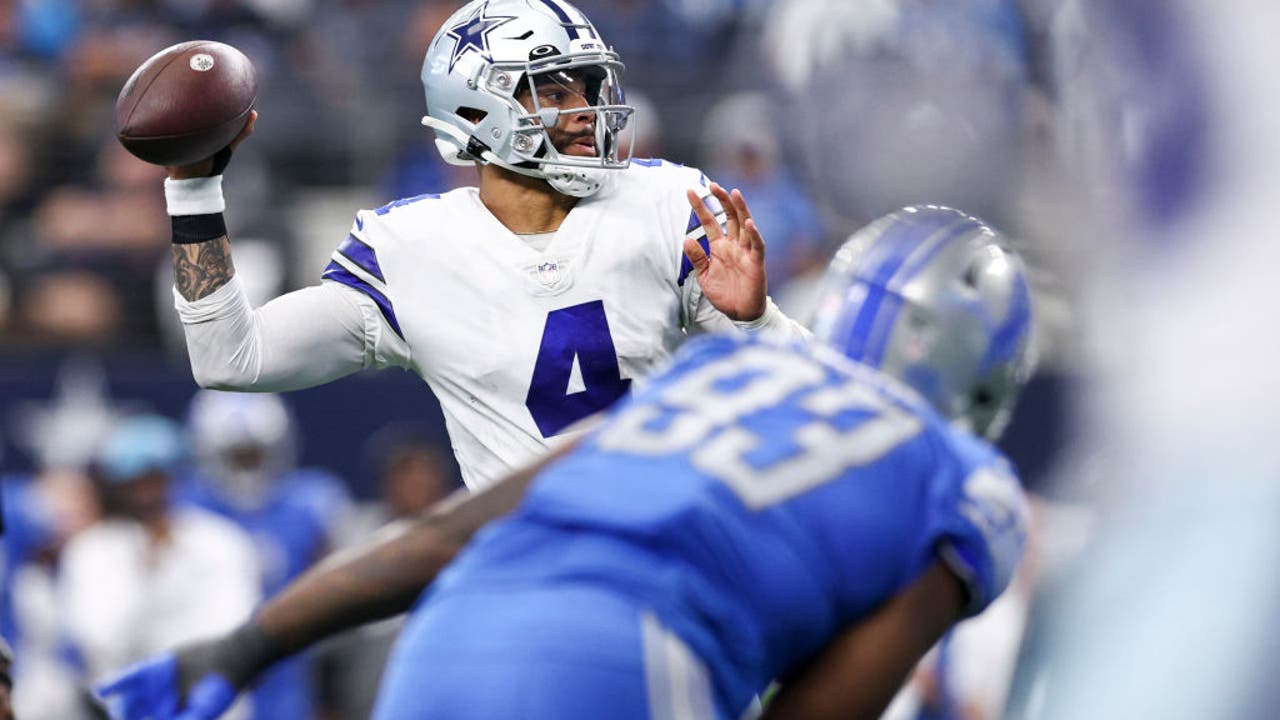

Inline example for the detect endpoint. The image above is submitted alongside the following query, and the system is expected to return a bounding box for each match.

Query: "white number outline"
[595,344,924,508]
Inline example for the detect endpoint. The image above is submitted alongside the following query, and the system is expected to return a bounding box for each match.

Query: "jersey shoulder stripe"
[334,233,385,282]
[321,261,404,339]
[320,210,406,339]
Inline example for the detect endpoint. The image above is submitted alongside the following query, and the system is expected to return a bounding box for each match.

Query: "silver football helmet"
[187,389,298,509]
[420,0,634,197]
[809,205,1036,440]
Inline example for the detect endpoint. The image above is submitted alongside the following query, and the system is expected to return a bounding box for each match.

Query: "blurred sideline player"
[159,0,807,490]
[98,205,1035,720]
[180,390,351,720]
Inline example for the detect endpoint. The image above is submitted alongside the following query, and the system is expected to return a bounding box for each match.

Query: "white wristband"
[164,176,226,216]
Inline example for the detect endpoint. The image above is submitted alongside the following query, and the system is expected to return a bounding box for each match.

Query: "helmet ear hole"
[962,260,982,290]
[458,107,488,124]
[972,386,994,410]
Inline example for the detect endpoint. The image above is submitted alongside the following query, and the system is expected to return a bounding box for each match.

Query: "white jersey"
[324,159,780,487]
[175,160,807,489]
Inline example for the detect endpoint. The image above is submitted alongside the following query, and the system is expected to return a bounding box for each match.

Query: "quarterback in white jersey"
[161,0,806,489]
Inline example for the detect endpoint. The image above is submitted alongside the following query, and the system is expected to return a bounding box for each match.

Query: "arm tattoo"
[172,238,235,301]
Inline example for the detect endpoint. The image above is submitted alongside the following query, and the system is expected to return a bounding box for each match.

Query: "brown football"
[115,40,257,167]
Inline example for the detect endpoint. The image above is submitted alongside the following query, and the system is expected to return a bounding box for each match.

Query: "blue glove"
[94,653,181,719]
[94,653,238,720]
[176,674,238,720]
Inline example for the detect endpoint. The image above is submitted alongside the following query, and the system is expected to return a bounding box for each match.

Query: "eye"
[540,90,567,105]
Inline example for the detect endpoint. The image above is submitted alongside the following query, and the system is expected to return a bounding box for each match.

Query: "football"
[115,40,257,167]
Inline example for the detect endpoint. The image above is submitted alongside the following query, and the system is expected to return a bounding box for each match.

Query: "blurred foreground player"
[97,206,1035,720]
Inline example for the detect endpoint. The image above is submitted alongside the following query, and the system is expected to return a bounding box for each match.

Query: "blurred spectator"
[58,414,259,713]
[700,91,827,288]
[0,119,38,336]
[180,390,351,720]
[0,120,35,218]
[3,131,171,346]
[14,271,124,344]
[373,435,456,521]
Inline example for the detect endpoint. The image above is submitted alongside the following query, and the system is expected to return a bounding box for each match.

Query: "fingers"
[685,189,722,241]
[743,217,765,259]
[683,237,710,276]
[729,188,759,251]
[729,189,765,257]
[709,183,738,239]
[229,110,258,152]
[729,187,754,227]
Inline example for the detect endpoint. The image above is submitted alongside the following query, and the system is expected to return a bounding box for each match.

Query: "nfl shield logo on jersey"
[536,261,560,286]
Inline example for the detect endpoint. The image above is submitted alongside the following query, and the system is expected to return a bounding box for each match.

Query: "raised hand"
[683,182,767,322]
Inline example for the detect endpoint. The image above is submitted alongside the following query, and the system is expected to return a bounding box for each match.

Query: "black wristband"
[171,213,227,244]
[208,146,234,177]
[176,621,283,694]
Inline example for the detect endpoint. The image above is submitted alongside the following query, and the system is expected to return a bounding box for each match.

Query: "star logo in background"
[10,356,140,471]
[446,2,516,73]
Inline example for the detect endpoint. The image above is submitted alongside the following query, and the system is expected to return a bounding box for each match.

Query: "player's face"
[518,69,598,157]
[112,470,170,524]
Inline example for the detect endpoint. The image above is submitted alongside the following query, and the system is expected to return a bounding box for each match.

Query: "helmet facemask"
[505,58,633,171]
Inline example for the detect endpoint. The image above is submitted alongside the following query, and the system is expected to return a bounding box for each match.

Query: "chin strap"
[421,116,602,198]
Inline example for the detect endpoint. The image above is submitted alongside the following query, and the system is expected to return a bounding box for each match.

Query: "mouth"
[564,135,597,157]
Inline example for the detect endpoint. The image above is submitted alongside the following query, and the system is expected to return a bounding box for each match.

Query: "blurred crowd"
[2,385,459,719]
[0,0,1189,717]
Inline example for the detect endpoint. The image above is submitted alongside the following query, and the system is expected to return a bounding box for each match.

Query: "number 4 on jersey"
[526,301,632,437]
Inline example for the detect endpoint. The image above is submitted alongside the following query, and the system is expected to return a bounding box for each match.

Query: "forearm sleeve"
[173,276,375,391]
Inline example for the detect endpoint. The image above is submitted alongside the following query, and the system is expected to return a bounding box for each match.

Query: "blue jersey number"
[526,301,632,437]
[594,343,922,508]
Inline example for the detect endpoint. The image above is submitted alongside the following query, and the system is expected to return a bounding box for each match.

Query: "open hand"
[683,182,767,322]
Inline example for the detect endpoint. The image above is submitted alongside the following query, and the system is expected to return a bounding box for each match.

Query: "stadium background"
[0,0,1243,718]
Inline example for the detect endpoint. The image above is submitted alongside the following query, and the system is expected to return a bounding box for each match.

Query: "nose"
[565,102,593,129]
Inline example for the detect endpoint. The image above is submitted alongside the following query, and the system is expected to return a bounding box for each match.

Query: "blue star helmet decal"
[447,2,517,73]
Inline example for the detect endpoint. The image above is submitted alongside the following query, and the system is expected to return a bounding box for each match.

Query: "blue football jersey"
[433,333,1027,714]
